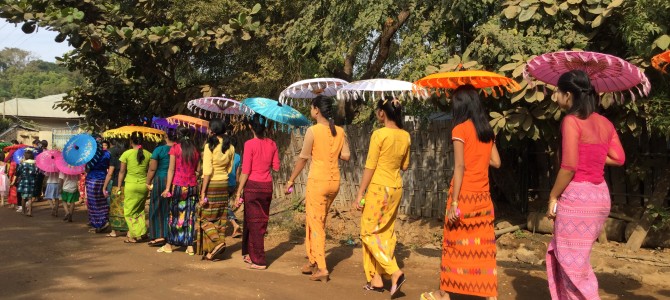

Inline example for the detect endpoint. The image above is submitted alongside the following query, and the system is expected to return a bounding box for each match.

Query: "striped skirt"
[196,180,229,256]
[440,190,497,297]
[547,181,610,300]
[86,179,109,229]
[149,174,169,240]
[167,185,197,247]
[109,186,128,231]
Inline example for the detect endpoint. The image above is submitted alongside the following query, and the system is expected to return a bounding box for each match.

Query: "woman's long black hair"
[130,132,145,164]
[557,70,598,119]
[207,119,231,153]
[246,113,267,138]
[176,126,199,167]
[451,85,495,143]
[312,95,337,136]
[376,97,404,129]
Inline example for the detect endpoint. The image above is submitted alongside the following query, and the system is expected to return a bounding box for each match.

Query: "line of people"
[0,69,625,300]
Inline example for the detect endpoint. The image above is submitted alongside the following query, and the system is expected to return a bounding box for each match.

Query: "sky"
[0,20,73,62]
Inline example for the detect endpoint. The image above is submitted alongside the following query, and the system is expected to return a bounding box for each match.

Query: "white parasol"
[336,79,427,102]
[278,78,349,106]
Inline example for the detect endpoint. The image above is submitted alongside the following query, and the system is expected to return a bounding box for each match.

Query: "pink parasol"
[36,149,62,173]
[55,156,85,175]
[524,51,651,102]
[187,97,254,119]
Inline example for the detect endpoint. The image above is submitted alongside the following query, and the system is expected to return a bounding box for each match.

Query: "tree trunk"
[625,167,670,251]
[360,10,410,79]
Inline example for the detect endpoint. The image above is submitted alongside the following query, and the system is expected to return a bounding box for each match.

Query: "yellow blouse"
[202,137,235,182]
[365,127,411,188]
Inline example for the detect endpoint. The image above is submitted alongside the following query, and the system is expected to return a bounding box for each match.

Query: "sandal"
[301,263,316,274]
[390,273,406,297]
[243,255,252,264]
[249,264,267,270]
[232,228,242,238]
[186,249,195,256]
[156,245,173,253]
[363,284,385,292]
[106,233,119,238]
[203,243,226,261]
[124,238,138,244]
[147,239,166,247]
[420,292,438,300]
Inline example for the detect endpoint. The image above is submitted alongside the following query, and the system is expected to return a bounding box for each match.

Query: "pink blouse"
[169,143,200,187]
[560,113,625,184]
[241,138,280,183]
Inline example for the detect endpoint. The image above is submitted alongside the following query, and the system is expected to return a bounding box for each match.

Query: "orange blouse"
[299,124,350,181]
[450,120,493,192]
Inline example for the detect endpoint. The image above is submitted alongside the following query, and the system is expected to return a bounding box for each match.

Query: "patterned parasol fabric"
[279,78,349,106]
[63,134,99,166]
[652,50,670,73]
[12,147,27,164]
[35,149,62,173]
[103,126,166,143]
[415,70,521,97]
[3,144,27,152]
[242,97,310,131]
[55,156,85,175]
[187,97,255,118]
[524,51,651,101]
[336,79,427,102]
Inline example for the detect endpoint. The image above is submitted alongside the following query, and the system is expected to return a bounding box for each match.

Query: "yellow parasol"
[103,126,166,143]
[166,115,209,132]
[414,70,521,97]
[652,50,670,73]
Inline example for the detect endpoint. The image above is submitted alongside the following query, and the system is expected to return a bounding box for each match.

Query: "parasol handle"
[74,145,79,150]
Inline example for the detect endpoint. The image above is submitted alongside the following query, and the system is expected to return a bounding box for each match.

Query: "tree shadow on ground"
[597,272,658,300]
[265,227,303,266]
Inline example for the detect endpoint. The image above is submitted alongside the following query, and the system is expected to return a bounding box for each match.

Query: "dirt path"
[1,202,668,299]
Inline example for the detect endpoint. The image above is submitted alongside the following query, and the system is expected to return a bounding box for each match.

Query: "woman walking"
[234,113,280,270]
[7,152,19,209]
[146,131,175,246]
[14,150,39,217]
[86,144,111,233]
[420,85,501,300]
[197,119,235,260]
[285,96,350,281]
[159,127,200,255]
[354,98,410,295]
[545,70,624,300]
[117,132,152,243]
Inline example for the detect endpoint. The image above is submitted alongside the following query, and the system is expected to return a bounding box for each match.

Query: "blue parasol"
[12,147,27,164]
[63,134,100,166]
[241,97,310,131]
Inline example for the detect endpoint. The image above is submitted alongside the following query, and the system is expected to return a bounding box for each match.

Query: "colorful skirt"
[124,182,148,239]
[86,178,109,229]
[149,174,169,240]
[547,181,610,300]
[196,180,229,255]
[109,186,128,231]
[61,190,80,203]
[8,185,18,205]
[360,183,402,282]
[440,190,497,297]
[167,185,198,247]
[44,183,61,199]
[241,180,273,266]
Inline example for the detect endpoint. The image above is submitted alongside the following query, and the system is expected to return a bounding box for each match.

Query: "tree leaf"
[490,112,503,119]
[518,6,538,22]
[654,35,670,50]
[251,3,261,15]
[522,115,533,131]
[513,64,526,78]
[511,90,526,103]
[591,15,603,28]
[627,114,637,131]
[608,0,623,8]
[504,5,521,19]
[500,62,518,72]
[544,4,558,16]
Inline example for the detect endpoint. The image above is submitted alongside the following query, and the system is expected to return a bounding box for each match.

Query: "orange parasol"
[652,50,670,73]
[166,115,209,132]
[414,70,521,97]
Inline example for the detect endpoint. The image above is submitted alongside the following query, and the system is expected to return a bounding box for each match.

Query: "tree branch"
[361,9,411,80]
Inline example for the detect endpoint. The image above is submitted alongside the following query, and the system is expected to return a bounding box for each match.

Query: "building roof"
[1,94,82,119]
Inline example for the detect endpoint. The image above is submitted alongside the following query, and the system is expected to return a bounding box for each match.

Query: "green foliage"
[0,0,262,129]
[0,48,82,99]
